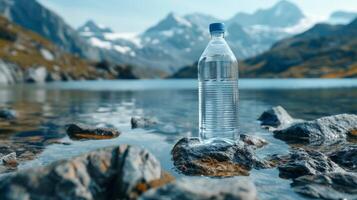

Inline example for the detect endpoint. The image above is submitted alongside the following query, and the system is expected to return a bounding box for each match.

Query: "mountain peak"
[78,19,113,34]
[328,11,357,25]
[228,0,304,28]
[145,12,192,33]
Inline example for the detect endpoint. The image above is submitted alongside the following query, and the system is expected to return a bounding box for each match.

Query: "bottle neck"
[210,32,224,39]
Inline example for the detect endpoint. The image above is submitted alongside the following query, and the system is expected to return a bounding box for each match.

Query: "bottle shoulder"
[199,38,237,62]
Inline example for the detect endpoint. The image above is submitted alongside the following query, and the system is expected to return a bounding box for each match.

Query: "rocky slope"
[0,16,138,84]
[0,0,100,60]
[240,18,357,78]
[78,0,309,74]
[172,18,357,78]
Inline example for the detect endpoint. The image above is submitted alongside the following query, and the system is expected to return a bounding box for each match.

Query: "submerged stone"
[240,134,268,148]
[0,145,169,200]
[66,123,120,140]
[277,148,344,179]
[171,137,271,177]
[274,114,357,144]
[292,172,357,200]
[140,177,257,200]
[131,116,159,129]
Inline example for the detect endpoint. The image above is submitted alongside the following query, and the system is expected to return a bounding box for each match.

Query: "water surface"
[0,79,356,199]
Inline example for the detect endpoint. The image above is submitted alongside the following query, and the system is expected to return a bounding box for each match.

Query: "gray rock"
[25,67,48,83]
[46,72,62,82]
[171,137,271,177]
[0,145,165,200]
[274,114,357,144]
[140,177,258,200]
[277,149,344,179]
[328,145,357,171]
[258,106,295,128]
[0,108,17,120]
[240,134,268,148]
[66,123,120,140]
[292,172,357,200]
[0,152,17,167]
[131,116,159,129]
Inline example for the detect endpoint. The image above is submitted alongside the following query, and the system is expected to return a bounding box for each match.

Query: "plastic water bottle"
[198,23,239,144]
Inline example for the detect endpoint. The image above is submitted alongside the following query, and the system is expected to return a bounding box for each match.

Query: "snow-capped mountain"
[328,11,357,25]
[78,0,311,73]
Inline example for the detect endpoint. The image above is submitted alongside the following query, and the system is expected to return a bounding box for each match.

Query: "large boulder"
[258,106,296,129]
[25,67,48,83]
[171,137,271,177]
[328,145,357,172]
[277,149,344,179]
[274,114,357,144]
[140,177,258,200]
[0,145,168,200]
[66,123,120,140]
[0,61,22,85]
[292,172,357,200]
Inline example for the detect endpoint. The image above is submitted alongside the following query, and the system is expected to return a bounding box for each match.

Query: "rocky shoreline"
[0,106,356,199]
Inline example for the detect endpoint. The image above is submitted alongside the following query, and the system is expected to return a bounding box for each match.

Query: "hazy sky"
[38,0,357,33]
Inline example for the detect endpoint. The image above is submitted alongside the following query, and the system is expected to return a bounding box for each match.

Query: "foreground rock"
[140,177,257,200]
[274,114,357,144]
[0,145,170,200]
[172,137,271,177]
[258,106,295,129]
[131,116,159,129]
[0,152,18,167]
[66,123,120,140]
[240,134,268,148]
[276,149,344,179]
[292,172,357,200]
[328,145,357,171]
[0,108,17,120]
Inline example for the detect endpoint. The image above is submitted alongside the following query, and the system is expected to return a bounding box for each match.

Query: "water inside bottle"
[198,58,239,144]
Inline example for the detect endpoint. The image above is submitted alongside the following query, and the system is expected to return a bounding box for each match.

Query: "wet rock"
[292,172,357,200]
[274,114,357,144]
[66,123,120,140]
[0,145,168,200]
[240,134,268,148]
[0,152,18,167]
[258,106,295,128]
[0,108,16,120]
[328,145,357,171]
[131,116,159,129]
[171,137,271,177]
[277,149,344,179]
[140,177,257,200]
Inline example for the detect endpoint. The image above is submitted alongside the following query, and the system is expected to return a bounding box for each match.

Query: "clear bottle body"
[198,32,239,143]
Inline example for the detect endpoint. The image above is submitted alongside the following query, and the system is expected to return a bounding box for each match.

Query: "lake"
[0,79,357,199]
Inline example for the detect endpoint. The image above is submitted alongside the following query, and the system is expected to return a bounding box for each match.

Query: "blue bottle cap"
[209,23,225,33]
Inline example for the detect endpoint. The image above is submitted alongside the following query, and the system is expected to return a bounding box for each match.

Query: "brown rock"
[66,123,120,140]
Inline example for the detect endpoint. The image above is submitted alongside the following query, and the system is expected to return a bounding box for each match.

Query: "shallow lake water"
[0,79,357,199]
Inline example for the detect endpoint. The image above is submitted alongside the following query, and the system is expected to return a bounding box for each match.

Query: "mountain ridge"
[78,0,307,73]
